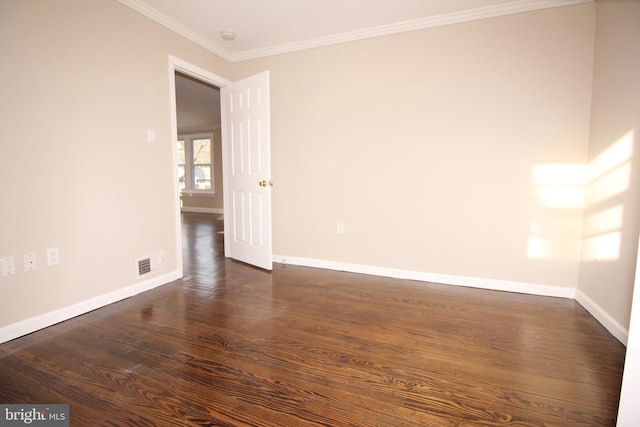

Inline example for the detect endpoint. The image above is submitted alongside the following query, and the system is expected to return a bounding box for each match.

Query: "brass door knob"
[259,180,267,187]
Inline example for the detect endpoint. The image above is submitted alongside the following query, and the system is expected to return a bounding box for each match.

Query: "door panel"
[222,71,272,270]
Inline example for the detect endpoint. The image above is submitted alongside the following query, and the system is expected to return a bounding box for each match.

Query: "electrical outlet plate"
[47,248,60,266]
[24,252,37,272]
[1,257,16,276]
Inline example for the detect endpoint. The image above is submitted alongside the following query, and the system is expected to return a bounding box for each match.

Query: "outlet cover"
[1,257,16,276]
[47,248,60,266]
[24,252,37,272]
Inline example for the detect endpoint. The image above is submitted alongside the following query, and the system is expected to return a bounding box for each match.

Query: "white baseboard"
[0,270,181,344]
[272,255,577,299]
[181,207,224,214]
[575,289,628,345]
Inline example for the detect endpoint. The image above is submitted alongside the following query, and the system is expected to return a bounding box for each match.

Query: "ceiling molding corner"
[117,0,233,62]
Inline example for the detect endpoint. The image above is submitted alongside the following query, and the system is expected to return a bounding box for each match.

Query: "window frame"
[177,132,215,195]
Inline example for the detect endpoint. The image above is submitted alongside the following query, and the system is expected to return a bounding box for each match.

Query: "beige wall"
[0,0,230,329]
[179,128,224,212]
[577,0,640,332]
[234,4,595,289]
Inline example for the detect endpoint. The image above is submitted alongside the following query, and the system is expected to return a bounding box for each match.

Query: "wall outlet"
[337,223,345,234]
[24,252,37,272]
[47,248,60,266]
[1,257,16,276]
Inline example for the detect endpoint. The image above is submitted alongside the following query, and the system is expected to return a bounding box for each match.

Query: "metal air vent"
[138,258,152,276]
[135,252,165,278]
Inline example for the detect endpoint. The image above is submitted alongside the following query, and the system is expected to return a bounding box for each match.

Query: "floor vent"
[136,252,165,278]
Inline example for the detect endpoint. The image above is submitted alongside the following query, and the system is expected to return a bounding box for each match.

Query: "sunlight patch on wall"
[532,164,585,209]
[581,131,634,262]
[581,205,624,261]
[584,131,633,207]
[528,131,634,261]
[583,205,624,236]
[584,163,631,207]
[527,236,548,259]
[528,164,584,259]
[582,232,622,261]
[527,216,582,259]
[587,132,634,182]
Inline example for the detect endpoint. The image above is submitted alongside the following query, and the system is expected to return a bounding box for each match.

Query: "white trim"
[168,58,184,281]
[180,191,217,198]
[0,270,181,344]
[180,207,224,215]
[575,289,629,345]
[273,255,577,299]
[169,56,231,87]
[121,0,591,62]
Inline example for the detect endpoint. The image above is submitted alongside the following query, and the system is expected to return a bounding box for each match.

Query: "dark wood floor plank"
[0,212,626,426]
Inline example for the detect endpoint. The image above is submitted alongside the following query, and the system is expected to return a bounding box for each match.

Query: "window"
[177,133,214,193]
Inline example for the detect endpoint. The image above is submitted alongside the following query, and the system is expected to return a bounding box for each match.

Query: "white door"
[221,71,272,270]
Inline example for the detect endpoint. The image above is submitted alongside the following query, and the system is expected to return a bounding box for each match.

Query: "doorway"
[169,57,231,276]
[174,73,222,214]
[169,57,273,273]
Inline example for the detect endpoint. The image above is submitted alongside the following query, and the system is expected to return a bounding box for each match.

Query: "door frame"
[168,56,230,276]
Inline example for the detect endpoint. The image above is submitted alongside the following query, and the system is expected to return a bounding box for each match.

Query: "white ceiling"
[119,0,587,62]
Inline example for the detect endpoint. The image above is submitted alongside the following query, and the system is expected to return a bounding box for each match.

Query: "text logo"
[0,405,69,426]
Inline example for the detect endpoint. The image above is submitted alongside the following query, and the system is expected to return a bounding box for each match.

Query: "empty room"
[1,0,640,425]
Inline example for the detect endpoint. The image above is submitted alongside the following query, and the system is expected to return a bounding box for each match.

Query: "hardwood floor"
[0,212,626,426]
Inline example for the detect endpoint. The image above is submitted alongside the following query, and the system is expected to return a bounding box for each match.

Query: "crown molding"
[117,0,233,61]
[119,0,592,63]
[233,0,592,61]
